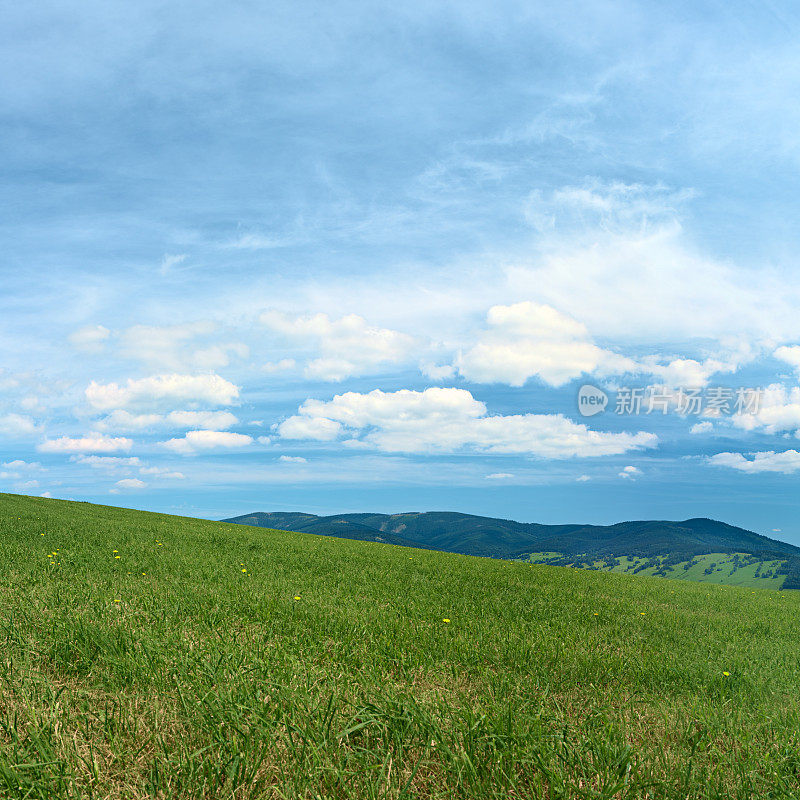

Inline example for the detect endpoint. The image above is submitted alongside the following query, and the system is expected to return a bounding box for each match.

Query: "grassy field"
[525,552,789,590]
[2,493,800,799]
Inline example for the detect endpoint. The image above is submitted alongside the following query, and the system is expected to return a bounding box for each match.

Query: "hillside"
[225,510,800,589]
[4,491,800,798]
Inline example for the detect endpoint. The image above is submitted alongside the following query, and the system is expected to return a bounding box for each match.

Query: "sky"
[3,0,800,541]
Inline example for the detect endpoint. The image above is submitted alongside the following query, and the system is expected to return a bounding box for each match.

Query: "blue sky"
[4,0,800,541]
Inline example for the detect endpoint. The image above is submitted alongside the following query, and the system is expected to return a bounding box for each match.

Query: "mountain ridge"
[223,510,800,589]
[222,510,800,559]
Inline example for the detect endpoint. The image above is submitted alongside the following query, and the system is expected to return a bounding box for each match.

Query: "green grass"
[3,493,800,799]
[526,552,789,590]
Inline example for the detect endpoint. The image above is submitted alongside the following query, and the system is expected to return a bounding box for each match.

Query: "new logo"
[577,384,608,417]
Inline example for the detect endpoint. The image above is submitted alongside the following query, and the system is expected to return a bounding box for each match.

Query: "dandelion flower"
[294,596,301,600]
[442,618,451,623]
[722,671,730,677]
[241,569,247,573]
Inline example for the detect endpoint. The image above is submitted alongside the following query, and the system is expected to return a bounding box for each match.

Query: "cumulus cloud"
[455,301,752,389]
[774,346,800,374]
[0,414,42,437]
[95,409,239,432]
[708,450,800,474]
[70,454,184,480]
[260,310,418,381]
[116,322,248,370]
[277,415,343,441]
[160,430,254,455]
[730,384,800,435]
[113,478,147,491]
[86,373,239,412]
[139,466,185,479]
[690,421,713,434]
[618,465,641,479]
[420,362,456,381]
[38,434,133,454]
[262,358,296,373]
[507,220,798,344]
[279,455,307,463]
[456,302,637,387]
[640,339,755,388]
[68,325,110,353]
[0,460,43,480]
[277,387,657,458]
[71,455,142,470]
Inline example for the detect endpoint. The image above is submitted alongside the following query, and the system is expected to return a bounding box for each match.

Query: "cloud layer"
[278,387,657,457]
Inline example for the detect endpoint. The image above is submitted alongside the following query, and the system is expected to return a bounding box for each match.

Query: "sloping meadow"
[2,493,800,798]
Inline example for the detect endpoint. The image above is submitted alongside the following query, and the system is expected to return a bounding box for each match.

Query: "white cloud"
[160,430,254,455]
[420,362,456,380]
[262,358,296,373]
[456,302,637,387]
[2,460,42,471]
[225,233,291,250]
[278,387,657,458]
[38,434,133,454]
[576,474,591,482]
[708,450,800,474]
[730,384,800,435]
[485,472,513,479]
[774,345,800,374]
[279,455,307,463]
[690,421,713,434]
[69,455,184,479]
[525,181,696,233]
[640,340,755,388]
[139,466,185,479]
[71,455,142,470]
[160,253,187,275]
[277,415,343,441]
[95,409,239,432]
[116,322,248,370]
[0,414,42,437]
[455,301,752,389]
[20,396,43,412]
[68,325,110,353]
[618,465,641,479]
[113,478,147,490]
[260,310,418,380]
[507,219,798,344]
[86,373,239,412]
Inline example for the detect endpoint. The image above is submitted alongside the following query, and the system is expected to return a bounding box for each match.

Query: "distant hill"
[223,510,800,589]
